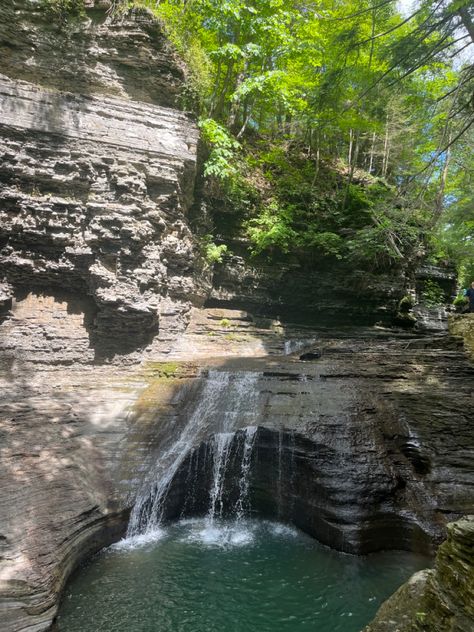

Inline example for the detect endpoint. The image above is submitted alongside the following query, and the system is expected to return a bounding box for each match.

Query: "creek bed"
[57,518,430,632]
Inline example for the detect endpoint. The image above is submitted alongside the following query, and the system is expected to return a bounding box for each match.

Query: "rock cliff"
[449,314,474,358]
[0,0,207,361]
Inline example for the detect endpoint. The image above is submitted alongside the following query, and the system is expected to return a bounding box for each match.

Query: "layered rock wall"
[135,333,474,555]
[0,1,207,361]
[209,254,407,325]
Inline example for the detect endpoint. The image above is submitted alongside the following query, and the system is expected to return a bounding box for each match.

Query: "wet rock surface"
[364,515,474,632]
[1,314,474,631]
[157,334,474,555]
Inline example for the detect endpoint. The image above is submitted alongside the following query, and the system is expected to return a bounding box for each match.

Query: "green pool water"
[57,519,429,632]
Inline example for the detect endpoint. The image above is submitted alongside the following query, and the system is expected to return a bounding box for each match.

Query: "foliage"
[199,119,241,181]
[421,279,446,306]
[133,0,212,107]
[453,293,468,308]
[41,0,85,21]
[41,0,472,279]
[127,1,473,276]
[201,234,229,264]
[430,128,474,287]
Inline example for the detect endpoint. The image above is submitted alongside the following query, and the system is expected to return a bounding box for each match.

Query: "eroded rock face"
[1,316,473,631]
[449,314,474,358]
[154,336,473,554]
[364,516,474,632]
[209,254,408,326]
[0,1,207,360]
[0,0,186,107]
[0,3,472,632]
[0,362,191,632]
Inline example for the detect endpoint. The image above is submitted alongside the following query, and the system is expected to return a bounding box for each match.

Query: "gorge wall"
[0,0,207,362]
[364,515,474,632]
[0,3,473,632]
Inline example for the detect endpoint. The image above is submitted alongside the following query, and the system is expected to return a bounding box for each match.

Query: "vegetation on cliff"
[48,0,474,284]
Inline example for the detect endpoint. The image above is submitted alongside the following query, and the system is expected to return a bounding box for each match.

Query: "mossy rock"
[448,314,474,357]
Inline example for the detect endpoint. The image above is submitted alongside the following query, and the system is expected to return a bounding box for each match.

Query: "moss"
[399,295,414,313]
[448,314,474,357]
[142,361,181,378]
[219,318,231,328]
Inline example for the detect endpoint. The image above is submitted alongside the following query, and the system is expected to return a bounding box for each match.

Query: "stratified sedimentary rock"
[0,1,207,361]
[0,4,473,632]
[364,515,474,632]
[449,313,474,358]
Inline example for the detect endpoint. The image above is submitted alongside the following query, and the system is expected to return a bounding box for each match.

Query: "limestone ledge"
[0,76,196,160]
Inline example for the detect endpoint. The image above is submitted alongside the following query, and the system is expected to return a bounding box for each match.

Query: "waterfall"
[127,370,260,537]
[208,432,234,521]
[277,428,284,518]
[206,426,258,523]
[235,426,257,521]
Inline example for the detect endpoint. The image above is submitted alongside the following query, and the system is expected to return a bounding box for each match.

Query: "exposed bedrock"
[0,3,473,632]
[0,0,186,106]
[143,340,474,555]
[364,515,474,632]
[449,313,474,358]
[0,1,208,360]
[208,254,408,326]
[1,326,473,631]
[208,255,457,329]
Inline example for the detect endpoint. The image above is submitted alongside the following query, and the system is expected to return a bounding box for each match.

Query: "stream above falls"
[57,518,429,632]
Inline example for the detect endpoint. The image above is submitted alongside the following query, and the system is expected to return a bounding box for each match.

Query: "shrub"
[199,119,241,181]
[41,0,85,21]
[421,280,445,307]
[453,293,468,309]
[201,235,228,264]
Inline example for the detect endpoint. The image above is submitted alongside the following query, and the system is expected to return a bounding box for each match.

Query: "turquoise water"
[58,519,429,632]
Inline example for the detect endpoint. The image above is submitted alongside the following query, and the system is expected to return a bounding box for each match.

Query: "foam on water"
[180,518,256,548]
[112,527,166,551]
[58,517,431,632]
[116,518,298,553]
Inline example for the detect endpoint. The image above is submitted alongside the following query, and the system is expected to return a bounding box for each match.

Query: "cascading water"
[59,365,433,632]
[206,425,258,523]
[126,370,260,539]
[235,426,257,520]
[208,431,234,521]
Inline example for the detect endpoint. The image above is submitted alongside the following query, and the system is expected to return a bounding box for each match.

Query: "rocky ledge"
[364,515,474,632]
[449,313,474,358]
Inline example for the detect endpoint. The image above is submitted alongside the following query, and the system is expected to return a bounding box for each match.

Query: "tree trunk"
[368,131,376,174]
